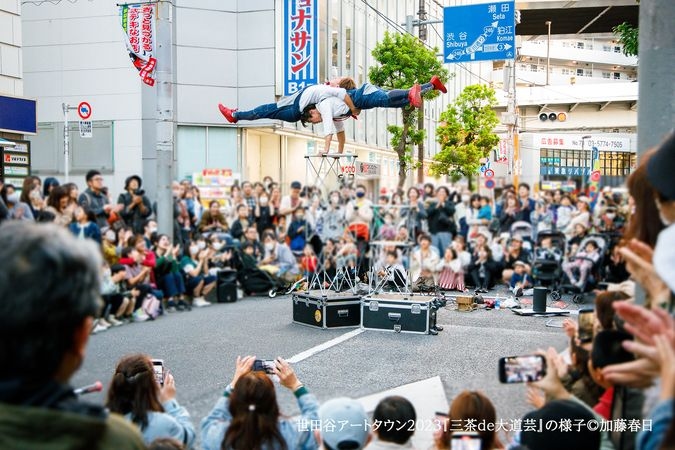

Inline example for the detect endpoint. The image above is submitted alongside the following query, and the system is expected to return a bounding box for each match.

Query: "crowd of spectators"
[0,131,674,450]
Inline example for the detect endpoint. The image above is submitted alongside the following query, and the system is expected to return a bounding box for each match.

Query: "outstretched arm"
[323,134,334,154]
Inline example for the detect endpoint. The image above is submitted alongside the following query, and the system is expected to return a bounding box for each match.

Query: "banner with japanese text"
[120,3,157,86]
[283,0,318,95]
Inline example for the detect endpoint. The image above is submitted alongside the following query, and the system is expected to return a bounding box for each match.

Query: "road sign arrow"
[504,43,512,50]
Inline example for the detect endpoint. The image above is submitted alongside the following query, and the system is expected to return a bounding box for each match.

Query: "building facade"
[21,0,497,199]
[492,35,638,191]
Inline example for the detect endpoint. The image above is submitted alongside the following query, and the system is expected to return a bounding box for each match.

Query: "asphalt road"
[74,291,575,448]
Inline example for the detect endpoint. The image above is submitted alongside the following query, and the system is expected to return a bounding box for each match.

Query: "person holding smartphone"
[106,354,196,448]
[201,355,319,450]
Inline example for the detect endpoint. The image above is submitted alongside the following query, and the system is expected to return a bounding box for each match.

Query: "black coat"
[427,200,456,235]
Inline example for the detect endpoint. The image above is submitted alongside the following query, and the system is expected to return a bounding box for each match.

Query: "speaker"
[533,287,547,313]
[217,269,238,303]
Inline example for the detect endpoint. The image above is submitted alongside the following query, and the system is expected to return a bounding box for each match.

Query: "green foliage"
[369,32,450,188]
[613,22,638,57]
[431,84,500,182]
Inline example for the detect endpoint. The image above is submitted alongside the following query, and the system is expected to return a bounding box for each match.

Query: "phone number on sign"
[297,419,654,433]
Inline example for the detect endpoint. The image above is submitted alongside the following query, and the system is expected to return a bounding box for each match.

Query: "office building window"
[576,68,584,77]
[613,72,621,80]
[602,72,611,79]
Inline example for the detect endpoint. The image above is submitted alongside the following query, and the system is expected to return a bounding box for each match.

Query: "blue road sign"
[443,1,515,63]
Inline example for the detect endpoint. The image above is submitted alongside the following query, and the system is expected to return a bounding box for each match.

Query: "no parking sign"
[485,179,496,189]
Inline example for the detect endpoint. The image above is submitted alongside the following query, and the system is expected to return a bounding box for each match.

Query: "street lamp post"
[580,135,591,193]
[545,21,551,85]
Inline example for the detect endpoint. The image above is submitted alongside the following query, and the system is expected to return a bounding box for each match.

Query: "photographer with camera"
[201,355,319,450]
[118,175,153,234]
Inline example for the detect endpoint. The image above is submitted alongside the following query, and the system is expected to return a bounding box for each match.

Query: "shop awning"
[0,137,16,147]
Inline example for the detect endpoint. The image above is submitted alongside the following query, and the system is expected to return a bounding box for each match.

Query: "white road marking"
[286,328,364,363]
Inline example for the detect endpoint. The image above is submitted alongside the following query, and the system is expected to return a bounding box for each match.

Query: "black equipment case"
[361,294,438,334]
[292,291,361,329]
[216,269,238,303]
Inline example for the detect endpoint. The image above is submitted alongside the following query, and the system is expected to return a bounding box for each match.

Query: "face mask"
[212,242,224,251]
[331,196,340,204]
[265,242,275,251]
[606,213,616,220]
[148,226,158,233]
[461,195,470,203]
[189,245,199,255]
[259,197,269,206]
[356,192,365,198]
[6,193,18,204]
[105,231,116,242]
[385,218,392,225]
[296,214,305,221]
[197,241,206,250]
[172,190,180,198]
[656,198,675,227]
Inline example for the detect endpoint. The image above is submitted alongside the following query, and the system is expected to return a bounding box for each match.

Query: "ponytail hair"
[222,372,287,450]
[106,354,164,429]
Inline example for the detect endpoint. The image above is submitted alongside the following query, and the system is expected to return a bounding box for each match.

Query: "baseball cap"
[319,398,369,450]
[647,131,675,201]
[291,181,302,190]
[511,234,523,242]
[520,400,600,450]
[514,261,526,267]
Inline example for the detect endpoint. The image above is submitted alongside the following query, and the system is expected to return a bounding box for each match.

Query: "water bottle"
[495,297,501,310]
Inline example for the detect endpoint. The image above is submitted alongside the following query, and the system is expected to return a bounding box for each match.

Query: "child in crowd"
[535,236,563,262]
[377,250,407,291]
[563,240,601,288]
[436,246,465,291]
[510,261,533,297]
[478,196,493,221]
[69,206,101,243]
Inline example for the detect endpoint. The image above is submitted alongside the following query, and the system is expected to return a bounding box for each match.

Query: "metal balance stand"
[291,154,363,329]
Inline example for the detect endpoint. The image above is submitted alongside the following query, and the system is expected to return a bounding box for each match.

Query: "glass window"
[602,72,610,79]
[576,68,584,76]
[613,72,621,79]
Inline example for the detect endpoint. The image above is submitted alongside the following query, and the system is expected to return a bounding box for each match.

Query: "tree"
[613,22,638,57]
[430,84,500,189]
[369,32,449,189]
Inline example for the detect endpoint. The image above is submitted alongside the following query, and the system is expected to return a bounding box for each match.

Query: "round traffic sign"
[77,102,92,120]
[484,169,495,178]
[485,179,496,189]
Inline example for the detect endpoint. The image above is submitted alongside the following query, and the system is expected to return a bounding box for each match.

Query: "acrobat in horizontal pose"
[218,84,360,124]
[217,75,446,125]
[301,75,447,154]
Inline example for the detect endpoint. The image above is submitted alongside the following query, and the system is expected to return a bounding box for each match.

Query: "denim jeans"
[235,103,302,122]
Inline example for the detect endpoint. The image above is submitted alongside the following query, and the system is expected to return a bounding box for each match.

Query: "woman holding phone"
[201,355,319,450]
[106,354,196,448]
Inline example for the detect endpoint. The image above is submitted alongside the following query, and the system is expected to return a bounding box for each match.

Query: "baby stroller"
[233,249,299,298]
[510,221,534,252]
[561,233,608,303]
[531,230,566,298]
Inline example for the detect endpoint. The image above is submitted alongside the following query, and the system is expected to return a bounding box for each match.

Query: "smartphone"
[433,412,449,441]
[253,359,276,375]
[578,308,595,343]
[498,354,546,384]
[451,432,482,450]
[151,359,165,386]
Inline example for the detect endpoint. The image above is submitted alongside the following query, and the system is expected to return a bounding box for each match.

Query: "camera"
[134,189,145,196]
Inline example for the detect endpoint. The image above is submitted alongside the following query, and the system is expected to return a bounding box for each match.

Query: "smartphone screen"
[499,354,546,383]
[451,432,482,450]
[578,308,595,343]
[253,359,276,375]
[151,359,164,386]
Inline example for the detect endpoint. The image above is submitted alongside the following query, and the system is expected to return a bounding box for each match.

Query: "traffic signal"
[539,112,567,122]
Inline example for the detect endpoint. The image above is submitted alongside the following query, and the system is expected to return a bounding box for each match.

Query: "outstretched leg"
[218,103,301,123]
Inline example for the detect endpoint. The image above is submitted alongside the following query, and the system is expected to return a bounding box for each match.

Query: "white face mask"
[148,226,158,234]
[104,231,116,242]
[656,198,675,227]
[331,196,340,204]
[189,245,199,255]
[265,242,275,251]
[461,194,470,203]
[259,197,269,206]
[197,241,206,250]
[606,213,616,220]
[212,242,225,251]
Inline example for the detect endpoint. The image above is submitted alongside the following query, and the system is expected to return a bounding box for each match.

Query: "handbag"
[141,294,161,319]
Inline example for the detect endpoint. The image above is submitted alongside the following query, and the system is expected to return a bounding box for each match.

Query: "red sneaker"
[430,75,447,94]
[218,104,238,123]
[408,84,422,108]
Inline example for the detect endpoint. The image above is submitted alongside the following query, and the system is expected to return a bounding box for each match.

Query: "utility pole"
[545,21,551,85]
[416,0,427,185]
[155,0,176,241]
[634,0,675,305]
